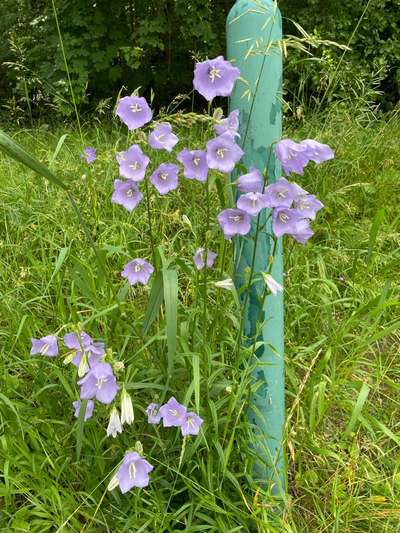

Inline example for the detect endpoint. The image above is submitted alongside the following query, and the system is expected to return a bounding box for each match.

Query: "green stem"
[144,178,156,264]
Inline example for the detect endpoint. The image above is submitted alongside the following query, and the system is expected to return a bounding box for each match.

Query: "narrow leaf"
[142,272,164,335]
[163,269,178,375]
[344,382,370,438]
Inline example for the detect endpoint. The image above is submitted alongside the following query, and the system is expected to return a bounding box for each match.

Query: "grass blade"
[344,382,370,438]
[49,133,68,164]
[162,269,178,375]
[142,272,164,336]
[367,208,385,265]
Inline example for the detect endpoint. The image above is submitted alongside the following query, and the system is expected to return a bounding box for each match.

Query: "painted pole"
[226,1,285,497]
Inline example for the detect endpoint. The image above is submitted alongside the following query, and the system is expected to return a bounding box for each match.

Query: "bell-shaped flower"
[290,218,314,244]
[180,412,203,437]
[159,397,187,427]
[193,248,217,270]
[217,208,251,239]
[146,403,162,424]
[109,451,154,493]
[236,192,268,216]
[272,207,304,238]
[149,163,179,195]
[121,258,154,285]
[300,139,334,164]
[73,400,94,421]
[78,362,119,404]
[293,192,324,221]
[120,389,134,425]
[111,179,143,212]
[193,56,240,101]
[206,134,244,173]
[116,96,152,130]
[214,278,234,291]
[275,139,309,176]
[82,147,96,164]
[214,109,240,138]
[148,123,178,152]
[30,335,58,357]
[263,177,297,208]
[116,144,150,182]
[177,149,208,182]
[107,407,123,438]
[237,167,263,193]
[64,331,105,370]
[262,273,283,296]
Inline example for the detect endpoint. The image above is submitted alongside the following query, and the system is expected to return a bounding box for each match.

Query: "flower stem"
[144,178,156,264]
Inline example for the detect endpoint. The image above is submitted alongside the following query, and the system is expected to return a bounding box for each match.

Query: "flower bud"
[107,407,123,438]
[120,388,134,425]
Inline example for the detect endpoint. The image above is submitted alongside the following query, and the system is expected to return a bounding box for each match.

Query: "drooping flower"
[217,208,252,239]
[236,192,268,216]
[30,335,58,357]
[82,147,96,164]
[272,207,304,238]
[290,218,314,244]
[193,56,240,101]
[206,134,244,173]
[148,123,179,152]
[275,139,309,176]
[116,96,152,130]
[214,109,240,138]
[159,397,187,427]
[149,163,179,195]
[73,400,94,421]
[111,179,143,212]
[180,412,203,437]
[237,167,263,193]
[300,139,334,164]
[293,191,324,221]
[193,248,217,270]
[263,177,297,208]
[262,273,283,296]
[177,149,208,182]
[146,403,162,424]
[120,389,134,426]
[78,362,119,404]
[107,407,123,438]
[214,278,235,291]
[116,144,150,182]
[121,258,154,285]
[109,451,154,493]
[64,331,105,370]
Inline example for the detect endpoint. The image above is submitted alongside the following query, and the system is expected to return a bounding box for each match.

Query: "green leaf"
[367,208,385,265]
[49,133,68,164]
[162,269,178,375]
[76,399,88,461]
[142,272,164,335]
[344,382,370,438]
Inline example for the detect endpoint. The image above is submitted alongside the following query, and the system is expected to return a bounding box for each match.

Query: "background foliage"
[1,0,399,121]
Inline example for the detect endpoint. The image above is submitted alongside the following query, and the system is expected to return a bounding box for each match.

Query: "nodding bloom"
[214,109,240,138]
[149,163,179,195]
[78,362,119,404]
[237,167,263,193]
[120,389,134,426]
[146,403,162,424]
[217,208,251,239]
[73,400,94,421]
[30,335,58,357]
[111,179,143,212]
[193,248,217,270]
[272,207,315,244]
[116,95,152,130]
[193,56,240,101]
[159,397,187,427]
[107,407,123,438]
[263,177,297,208]
[148,123,179,152]
[300,139,334,164]
[290,218,314,244]
[214,278,234,291]
[262,273,283,296]
[108,451,153,493]
[236,192,268,216]
[181,412,203,436]
[177,149,208,182]
[293,189,324,221]
[206,134,244,173]
[121,258,154,285]
[275,139,309,176]
[116,144,150,182]
[82,147,96,164]
[63,331,105,371]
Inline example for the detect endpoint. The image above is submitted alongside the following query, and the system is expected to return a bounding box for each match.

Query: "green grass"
[0,110,399,532]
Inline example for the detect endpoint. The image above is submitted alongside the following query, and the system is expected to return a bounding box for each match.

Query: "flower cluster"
[146,397,203,437]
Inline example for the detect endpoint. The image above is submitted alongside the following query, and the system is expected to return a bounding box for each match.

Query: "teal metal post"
[226,1,285,496]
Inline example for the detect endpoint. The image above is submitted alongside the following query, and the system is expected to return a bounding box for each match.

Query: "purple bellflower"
[146,403,162,424]
[193,248,217,270]
[149,163,179,195]
[272,207,304,238]
[206,134,244,173]
[64,331,105,369]
[236,192,268,216]
[237,167,263,193]
[148,123,179,152]
[82,147,96,164]
[177,149,208,182]
[293,192,324,221]
[121,258,154,285]
[116,96,152,130]
[275,139,309,176]
[30,335,58,357]
[217,208,252,239]
[193,56,240,101]
[111,179,143,212]
[214,109,240,138]
[73,400,94,421]
[290,218,314,244]
[159,397,187,427]
[113,451,154,492]
[117,145,150,182]
[181,412,204,437]
[263,177,297,208]
[300,139,334,164]
[78,362,119,404]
